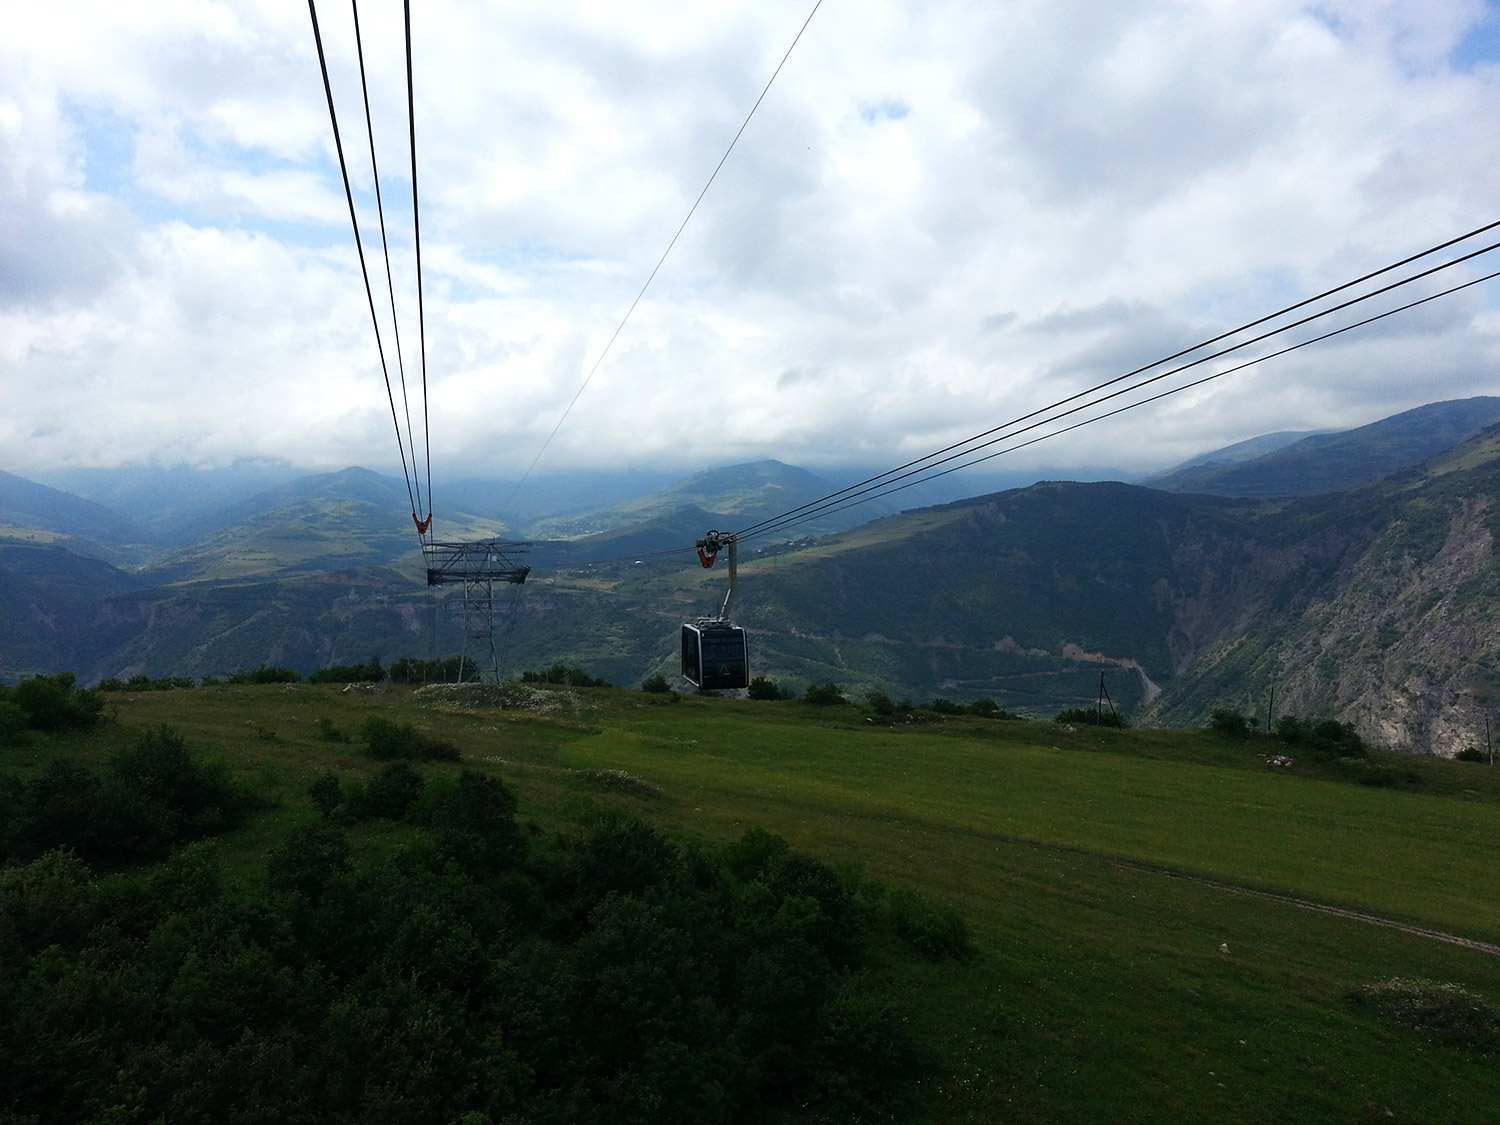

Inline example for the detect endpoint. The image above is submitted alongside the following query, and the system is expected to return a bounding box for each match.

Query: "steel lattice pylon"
[425,540,530,682]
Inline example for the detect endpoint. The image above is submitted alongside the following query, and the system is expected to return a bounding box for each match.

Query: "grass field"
[23,683,1500,1124]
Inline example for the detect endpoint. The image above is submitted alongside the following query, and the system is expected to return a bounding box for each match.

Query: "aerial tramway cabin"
[680,621,749,690]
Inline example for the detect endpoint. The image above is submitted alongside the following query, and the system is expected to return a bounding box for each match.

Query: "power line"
[503,0,826,511]
[731,226,1500,543]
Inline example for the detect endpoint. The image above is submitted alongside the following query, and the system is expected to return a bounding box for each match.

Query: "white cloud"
[1,0,1498,491]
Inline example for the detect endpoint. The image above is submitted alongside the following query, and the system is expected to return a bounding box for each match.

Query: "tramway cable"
[731,222,1500,545]
[348,0,426,533]
[737,263,1500,544]
[678,226,1500,685]
[307,0,424,529]
[402,0,433,535]
[502,0,826,513]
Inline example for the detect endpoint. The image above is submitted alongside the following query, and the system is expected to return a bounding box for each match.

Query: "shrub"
[1358,766,1422,790]
[1209,708,1253,737]
[1055,706,1127,728]
[925,697,963,715]
[309,772,343,818]
[358,717,460,763]
[424,770,523,875]
[0,701,28,745]
[315,717,350,743]
[804,682,846,706]
[1351,978,1500,1050]
[1455,747,1490,763]
[886,886,974,961]
[640,672,671,693]
[347,762,424,821]
[227,664,302,685]
[1277,714,1366,757]
[520,664,611,688]
[865,691,896,716]
[967,698,1016,718]
[308,656,384,684]
[12,673,104,731]
[748,676,793,701]
[388,655,478,683]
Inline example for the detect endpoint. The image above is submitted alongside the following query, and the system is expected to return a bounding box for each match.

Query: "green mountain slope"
[1152,396,1500,496]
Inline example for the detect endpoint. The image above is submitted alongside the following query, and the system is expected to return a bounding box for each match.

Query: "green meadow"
[22,683,1500,1124]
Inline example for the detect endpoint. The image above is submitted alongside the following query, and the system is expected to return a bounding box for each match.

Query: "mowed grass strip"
[554,699,1500,941]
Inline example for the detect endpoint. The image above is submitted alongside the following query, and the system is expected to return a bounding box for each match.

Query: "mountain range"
[2,396,1497,756]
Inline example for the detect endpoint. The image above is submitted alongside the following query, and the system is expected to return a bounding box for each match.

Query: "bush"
[520,664,611,688]
[886,886,973,961]
[1209,708,1253,737]
[308,656,383,685]
[347,762,424,821]
[1055,706,1127,728]
[227,664,302,685]
[925,697,963,715]
[2,725,243,866]
[1455,747,1489,763]
[804,682,847,706]
[748,676,793,701]
[0,701,28,745]
[640,672,671,693]
[358,717,461,762]
[12,673,104,731]
[96,674,197,693]
[388,655,478,683]
[1277,714,1366,757]
[315,717,350,743]
[866,690,896,716]
[1357,766,1423,790]
[309,772,343,817]
[967,698,1018,718]
[1351,978,1500,1050]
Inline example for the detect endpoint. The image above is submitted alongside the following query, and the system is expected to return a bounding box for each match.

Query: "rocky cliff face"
[1147,449,1500,756]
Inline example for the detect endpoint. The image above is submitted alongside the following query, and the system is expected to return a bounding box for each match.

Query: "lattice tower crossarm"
[424,541,530,682]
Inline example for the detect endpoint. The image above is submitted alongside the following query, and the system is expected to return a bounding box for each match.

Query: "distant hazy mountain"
[1148,430,1321,479]
[142,467,511,583]
[0,470,153,566]
[1149,396,1500,496]
[32,459,307,540]
[526,460,891,542]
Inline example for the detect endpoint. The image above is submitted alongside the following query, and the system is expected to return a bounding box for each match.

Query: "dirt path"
[1117,860,1500,957]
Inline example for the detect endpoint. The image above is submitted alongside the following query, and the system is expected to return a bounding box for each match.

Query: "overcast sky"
[3,0,1498,490]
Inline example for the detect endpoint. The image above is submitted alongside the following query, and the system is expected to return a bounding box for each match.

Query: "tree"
[426,770,524,876]
[12,673,104,731]
[267,822,350,902]
[309,772,344,817]
[1209,708,1252,737]
[748,676,792,701]
[349,762,424,821]
[803,682,845,706]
